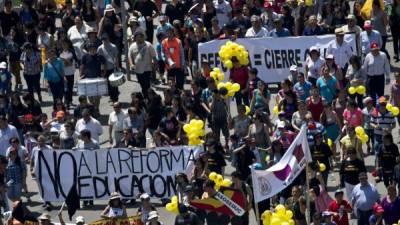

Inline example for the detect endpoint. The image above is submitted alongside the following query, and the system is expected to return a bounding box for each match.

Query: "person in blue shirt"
[294,73,312,102]
[268,18,291,37]
[316,65,339,104]
[0,62,12,95]
[303,15,326,36]
[156,15,173,36]
[44,48,65,106]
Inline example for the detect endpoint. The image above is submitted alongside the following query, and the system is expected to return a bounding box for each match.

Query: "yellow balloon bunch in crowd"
[210,68,225,83]
[386,103,400,116]
[355,126,369,144]
[183,119,205,145]
[218,41,249,69]
[208,172,233,190]
[348,85,366,95]
[217,82,241,97]
[261,205,295,225]
[165,195,179,214]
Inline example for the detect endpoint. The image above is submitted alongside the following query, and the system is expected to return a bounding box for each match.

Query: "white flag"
[251,126,312,203]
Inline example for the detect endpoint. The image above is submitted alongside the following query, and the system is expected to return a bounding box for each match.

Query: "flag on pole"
[190,187,246,216]
[65,183,80,220]
[251,125,312,203]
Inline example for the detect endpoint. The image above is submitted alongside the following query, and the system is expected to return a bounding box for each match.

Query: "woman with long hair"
[305,47,325,86]
[316,65,339,105]
[80,0,100,28]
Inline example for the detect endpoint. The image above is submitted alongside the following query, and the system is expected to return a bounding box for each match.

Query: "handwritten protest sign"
[34,146,203,201]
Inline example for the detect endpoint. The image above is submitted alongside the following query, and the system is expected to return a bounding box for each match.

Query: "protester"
[101,192,127,218]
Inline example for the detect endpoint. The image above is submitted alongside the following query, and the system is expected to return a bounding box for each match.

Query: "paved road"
[16,10,400,225]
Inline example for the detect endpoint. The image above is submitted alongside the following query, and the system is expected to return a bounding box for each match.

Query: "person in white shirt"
[67,16,90,61]
[363,42,391,106]
[360,20,382,56]
[213,0,232,28]
[108,102,127,147]
[75,109,103,142]
[0,115,19,156]
[304,46,325,86]
[327,27,354,74]
[245,15,269,37]
[30,135,52,177]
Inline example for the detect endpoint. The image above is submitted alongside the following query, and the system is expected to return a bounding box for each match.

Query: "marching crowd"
[1,0,400,224]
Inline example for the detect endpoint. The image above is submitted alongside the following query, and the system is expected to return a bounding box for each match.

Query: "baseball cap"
[363,20,373,29]
[334,189,344,196]
[56,111,65,118]
[325,54,334,60]
[140,193,150,200]
[289,65,298,71]
[378,96,387,104]
[346,14,356,20]
[147,211,159,220]
[370,42,380,50]
[0,62,7,69]
[373,203,384,214]
[75,216,85,224]
[309,46,318,52]
[263,1,272,8]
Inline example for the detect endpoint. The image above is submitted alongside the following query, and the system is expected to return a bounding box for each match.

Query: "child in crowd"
[362,97,375,154]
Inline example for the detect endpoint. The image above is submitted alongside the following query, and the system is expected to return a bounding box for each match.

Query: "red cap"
[370,42,379,50]
[373,203,384,214]
[24,114,33,121]
[264,1,272,8]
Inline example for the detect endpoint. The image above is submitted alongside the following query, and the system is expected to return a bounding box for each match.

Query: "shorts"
[211,121,229,138]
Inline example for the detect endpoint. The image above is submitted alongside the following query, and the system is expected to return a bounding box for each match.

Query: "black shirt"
[378,143,400,170]
[175,211,202,225]
[206,151,226,174]
[133,0,159,18]
[311,143,333,171]
[236,148,256,180]
[0,11,20,36]
[81,53,105,78]
[340,158,366,185]
[165,2,186,24]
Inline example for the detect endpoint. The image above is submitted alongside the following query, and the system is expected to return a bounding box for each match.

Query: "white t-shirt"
[213,0,232,27]
[305,57,325,79]
[75,117,103,142]
[108,111,128,133]
[60,51,75,76]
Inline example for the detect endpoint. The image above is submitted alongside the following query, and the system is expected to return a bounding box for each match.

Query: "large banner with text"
[34,146,203,202]
[198,34,356,83]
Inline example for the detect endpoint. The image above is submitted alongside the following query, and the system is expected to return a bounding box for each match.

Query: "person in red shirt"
[328,190,352,225]
[229,56,249,106]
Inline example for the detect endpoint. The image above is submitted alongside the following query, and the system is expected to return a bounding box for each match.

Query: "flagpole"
[255,202,261,225]
[58,202,66,215]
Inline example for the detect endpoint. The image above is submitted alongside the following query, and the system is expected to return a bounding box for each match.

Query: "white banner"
[198,34,356,83]
[34,146,203,202]
[251,126,312,203]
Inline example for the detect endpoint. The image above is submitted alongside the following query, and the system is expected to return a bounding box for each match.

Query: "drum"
[77,78,108,96]
[108,72,126,87]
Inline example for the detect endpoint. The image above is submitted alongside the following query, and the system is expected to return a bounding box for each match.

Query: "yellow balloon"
[261,210,271,221]
[245,105,250,115]
[281,222,290,225]
[305,0,313,6]
[217,82,226,89]
[285,210,293,220]
[392,107,400,116]
[217,72,224,81]
[232,83,241,92]
[348,86,356,95]
[165,203,174,211]
[362,134,369,142]
[327,138,333,148]
[273,106,279,115]
[183,124,191,133]
[289,220,295,225]
[171,195,178,203]
[355,126,365,135]
[275,204,286,216]
[319,163,326,172]
[225,82,233,91]
[228,90,236,97]
[356,85,366,95]
[221,178,232,187]
[194,120,204,129]
[209,172,217,181]
[213,68,220,73]
[386,103,393,111]
[216,174,223,185]
[224,60,233,69]
[271,217,282,225]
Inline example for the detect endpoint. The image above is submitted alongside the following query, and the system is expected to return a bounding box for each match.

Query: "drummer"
[97,33,120,103]
[80,42,106,114]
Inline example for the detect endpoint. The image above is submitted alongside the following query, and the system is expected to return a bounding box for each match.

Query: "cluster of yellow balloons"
[208,172,233,190]
[218,41,249,69]
[183,119,205,145]
[386,103,400,116]
[348,85,366,95]
[217,82,241,98]
[165,195,179,214]
[210,68,225,83]
[355,126,369,144]
[261,205,294,225]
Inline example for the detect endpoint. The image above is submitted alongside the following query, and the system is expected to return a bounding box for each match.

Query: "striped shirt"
[362,51,391,77]
[370,110,396,135]
[326,40,354,69]
[20,51,41,75]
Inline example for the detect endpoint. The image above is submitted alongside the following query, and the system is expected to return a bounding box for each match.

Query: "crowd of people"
[0,0,400,224]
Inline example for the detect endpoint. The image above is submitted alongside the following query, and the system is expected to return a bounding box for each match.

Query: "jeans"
[23,73,41,98]
[136,71,151,98]
[357,209,373,225]
[48,81,64,105]
[366,74,384,106]
[381,35,390,60]
[167,68,185,90]
[392,27,400,57]
[64,75,74,104]
[106,69,119,102]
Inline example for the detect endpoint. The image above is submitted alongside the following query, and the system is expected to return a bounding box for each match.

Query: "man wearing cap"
[83,27,102,52]
[360,20,382,56]
[68,16,90,61]
[147,211,162,225]
[363,42,391,104]
[245,15,268,37]
[327,27,354,75]
[261,1,279,32]
[128,30,157,97]
[0,114,19,156]
[341,14,362,55]
[0,62,11,95]
[351,172,380,225]
[268,18,291,37]
[303,15,325,36]
[289,64,301,84]
[97,33,120,103]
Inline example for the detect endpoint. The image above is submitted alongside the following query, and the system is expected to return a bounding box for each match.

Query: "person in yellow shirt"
[340,126,363,161]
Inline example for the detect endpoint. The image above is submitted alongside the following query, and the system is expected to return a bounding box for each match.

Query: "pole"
[120,0,130,80]
[58,202,66,215]
[305,165,311,224]
[255,202,261,225]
